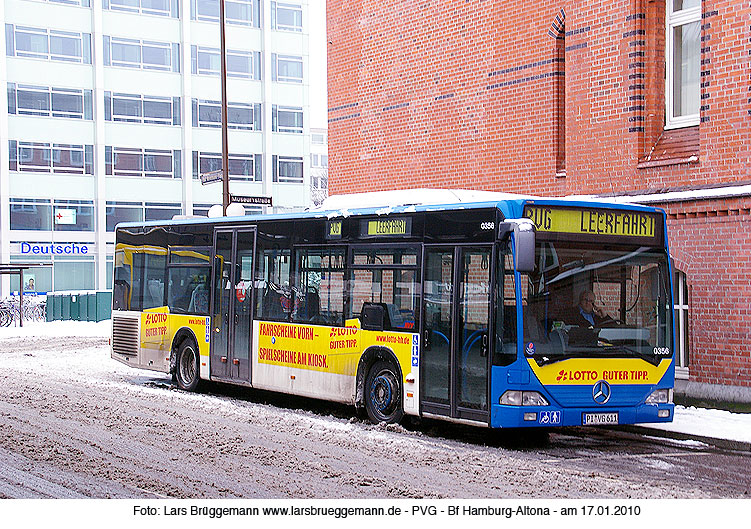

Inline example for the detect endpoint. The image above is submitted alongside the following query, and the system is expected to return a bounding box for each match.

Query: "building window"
[272,54,303,83]
[191,99,260,130]
[48,0,91,6]
[271,2,302,32]
[10,198,53,230]
[106,202,144,231]
[191,0,255,26]
[103,0,179,18]
[674,270,690,372]
[145,202,182,221]
[272,105,303,133]
[8,84,93,120]
[272,155,303,183]
[9,141,93,175]
[666,1,700,129]
[104,36,180,72]
[104,92,181,125]
[52,200,95,231]
[192,151,262,181]
[191,46,260,79]
[5,25,92,64]
[311,154,328,168]
[105,147,182,178]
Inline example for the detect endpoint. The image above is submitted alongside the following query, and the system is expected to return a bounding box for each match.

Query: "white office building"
[0,0,327,295]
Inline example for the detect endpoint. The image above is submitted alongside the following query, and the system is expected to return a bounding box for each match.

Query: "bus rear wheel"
[175,339,200,392]
[364,361,403,424]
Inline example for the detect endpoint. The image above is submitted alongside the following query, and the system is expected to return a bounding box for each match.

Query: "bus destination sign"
[326,220,342,239]
[360,218,412,238]
[524,206,658,239]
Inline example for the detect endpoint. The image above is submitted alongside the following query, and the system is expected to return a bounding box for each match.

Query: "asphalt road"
[0,336,748,499]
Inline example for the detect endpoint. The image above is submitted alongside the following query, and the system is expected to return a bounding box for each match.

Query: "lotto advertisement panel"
[140,308,211,374]
[527,358,672,385]
[253,320,419,407]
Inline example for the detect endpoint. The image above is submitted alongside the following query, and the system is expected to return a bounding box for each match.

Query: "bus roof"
[115,189,664,230]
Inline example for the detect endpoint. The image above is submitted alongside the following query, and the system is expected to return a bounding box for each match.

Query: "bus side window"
[293,248,345,326]
[255,248,291,322]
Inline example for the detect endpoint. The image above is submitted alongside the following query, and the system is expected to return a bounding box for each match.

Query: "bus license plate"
[583,412,618,425]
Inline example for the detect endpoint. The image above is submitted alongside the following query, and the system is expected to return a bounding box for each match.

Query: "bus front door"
[422,246,492,423]
[211,228,256,383]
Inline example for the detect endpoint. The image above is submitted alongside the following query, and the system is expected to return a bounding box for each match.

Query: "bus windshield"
[521,242,672,365]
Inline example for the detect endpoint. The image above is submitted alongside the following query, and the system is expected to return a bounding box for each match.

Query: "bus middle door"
[211,228,256,383]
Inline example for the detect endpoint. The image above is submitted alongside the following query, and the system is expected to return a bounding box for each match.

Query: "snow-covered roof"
[316,188,536,211]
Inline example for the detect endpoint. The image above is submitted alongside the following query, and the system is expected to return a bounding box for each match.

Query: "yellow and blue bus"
[111,193,675,428]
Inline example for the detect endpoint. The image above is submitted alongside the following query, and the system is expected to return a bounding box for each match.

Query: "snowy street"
[0,322,749,499]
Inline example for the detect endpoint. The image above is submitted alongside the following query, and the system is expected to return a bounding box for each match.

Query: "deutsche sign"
[230,195,273,206]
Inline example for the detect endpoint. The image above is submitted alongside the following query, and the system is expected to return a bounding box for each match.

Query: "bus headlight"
[645,388,673,404]
[500,391,549,406]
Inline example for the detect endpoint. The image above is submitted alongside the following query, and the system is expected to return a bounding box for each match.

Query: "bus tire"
[175,338,200,392]
[364,360,403,425]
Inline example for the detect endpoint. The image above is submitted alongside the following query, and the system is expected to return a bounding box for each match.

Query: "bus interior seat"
[303,290,320,321]
[361,302,392,330]
[147,280,164,308]
[262,288,286,320]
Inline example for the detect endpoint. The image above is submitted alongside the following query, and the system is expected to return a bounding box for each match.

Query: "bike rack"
[0,263,52,327]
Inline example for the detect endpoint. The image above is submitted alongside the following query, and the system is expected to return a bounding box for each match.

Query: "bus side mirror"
[514,221,535,273]
[498,219,536,274]
[361,303,385,331]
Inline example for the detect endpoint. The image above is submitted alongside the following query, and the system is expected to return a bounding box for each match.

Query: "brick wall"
[328,1,751,390]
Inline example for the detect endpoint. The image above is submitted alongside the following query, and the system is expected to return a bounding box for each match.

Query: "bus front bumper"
[490,403,674,428]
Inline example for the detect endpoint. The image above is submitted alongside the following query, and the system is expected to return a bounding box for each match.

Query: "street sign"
[230,195,273,206]
[200,170,223,185]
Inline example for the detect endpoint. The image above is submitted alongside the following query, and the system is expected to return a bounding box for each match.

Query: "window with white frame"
[311,154,328,168]
[8,141,93,175]
[191,99,260,130]
[272,2,302,32]
[104,92,181,125]
[192,151,262,181]
[103,0,179,17]
[105,147,181,178]
[8,84,93,120]
[666,1,700,128]
[191,46,260,79]
[272,105,303,133]
[272,54,303,83]
[5,25,92,64]
[47,0,91,6]
[272,155,303,183]
[191,0,255,26]
[104,36,180,72]
[673,270,690,372]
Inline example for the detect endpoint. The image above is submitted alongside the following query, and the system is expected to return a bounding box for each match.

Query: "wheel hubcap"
[370,371,397,417]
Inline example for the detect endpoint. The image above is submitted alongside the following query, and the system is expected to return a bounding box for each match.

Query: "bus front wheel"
[175,339,200,392]
[364,360,403,425]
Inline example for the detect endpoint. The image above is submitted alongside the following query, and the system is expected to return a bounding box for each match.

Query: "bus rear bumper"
[490,403,674,428]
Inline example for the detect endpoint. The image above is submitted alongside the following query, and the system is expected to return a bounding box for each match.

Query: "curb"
[614,424,751,453]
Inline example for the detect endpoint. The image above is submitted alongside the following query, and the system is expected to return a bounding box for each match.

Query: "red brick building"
[326,1,751,402]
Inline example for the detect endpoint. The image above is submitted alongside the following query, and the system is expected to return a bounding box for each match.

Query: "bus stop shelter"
[0,263,52,327]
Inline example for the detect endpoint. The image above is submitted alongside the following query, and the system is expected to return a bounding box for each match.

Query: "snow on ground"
[638,405,751,444]
[3,319,750,444]
[0,319,111,339]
